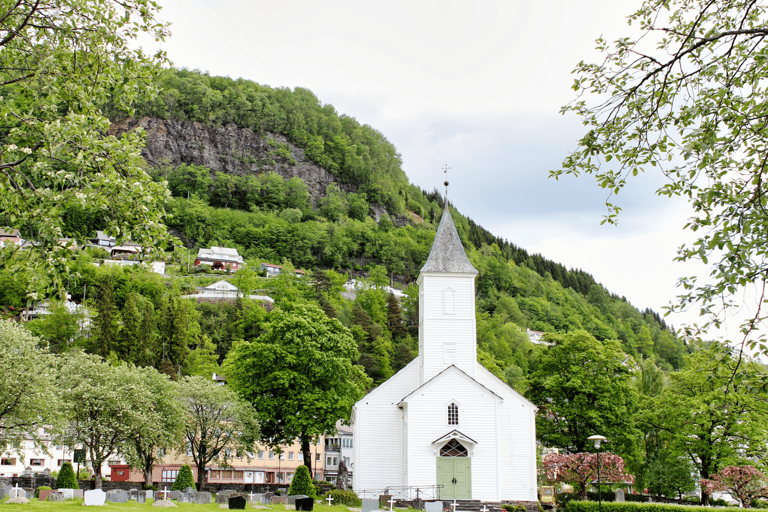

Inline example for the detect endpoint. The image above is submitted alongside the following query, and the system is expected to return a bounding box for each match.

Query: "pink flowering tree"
[542,452,634,500]
[702,466,768,508]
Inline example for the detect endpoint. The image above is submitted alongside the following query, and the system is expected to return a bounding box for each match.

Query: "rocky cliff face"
[109,117,347,202]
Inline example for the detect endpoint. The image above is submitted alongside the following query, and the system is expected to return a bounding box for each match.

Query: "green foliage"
[555,0,768,354]
[502,505,527,512]
[288,465,316,498]
[566,501,712,512]
[323,489,362,506]
[0,0,174,300]
[224,303,371,470]
[171,464,196,492]
[56,462,79,489]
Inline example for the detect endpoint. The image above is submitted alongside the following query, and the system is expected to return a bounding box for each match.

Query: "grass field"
[0,497,363,511]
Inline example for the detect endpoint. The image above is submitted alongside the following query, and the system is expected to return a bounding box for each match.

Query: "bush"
[503,506,527,512]
[289,465,315,498]
[35,486,52,499]
[142,484,158,491]
[56,461,79,489]
[323,489,362,507]
[566,501,713,512]
[171,464,195,491]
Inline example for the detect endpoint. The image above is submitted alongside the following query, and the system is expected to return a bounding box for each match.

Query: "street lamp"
[588,435,608,512]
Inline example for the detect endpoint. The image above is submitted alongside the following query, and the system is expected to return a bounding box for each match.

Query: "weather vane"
[443,164,450,202]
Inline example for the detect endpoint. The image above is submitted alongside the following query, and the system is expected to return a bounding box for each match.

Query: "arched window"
[448,402,459,425]
[440,439,468,457]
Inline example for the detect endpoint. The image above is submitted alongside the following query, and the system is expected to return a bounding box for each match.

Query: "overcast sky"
[139,0,754,342]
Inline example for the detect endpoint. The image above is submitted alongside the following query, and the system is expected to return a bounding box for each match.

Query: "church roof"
[420,205,478,274]
[397,364,502,405]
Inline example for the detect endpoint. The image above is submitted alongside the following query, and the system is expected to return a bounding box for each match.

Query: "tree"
[645,451,696,500]
[0,321,58,452]
[121,366,185,487]
[541,451,634,500]
[224,303,370,474]
[0,0,173,299]
[703,466,768,508]
[640,344,768,504]
[58,352,158,489]
[554,0,768,352]
[177,375,259,491]
[171,464,196,492]
[56,462,79,489]
[288,465,316,498]
[526,330,640,456]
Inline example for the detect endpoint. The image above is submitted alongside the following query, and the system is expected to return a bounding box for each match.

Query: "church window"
[440,439,468,457]
[448,402,459,425]
[444,343,456,364]
[443,288,455,315]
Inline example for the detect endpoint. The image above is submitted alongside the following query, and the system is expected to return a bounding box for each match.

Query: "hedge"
[566,501,713,512]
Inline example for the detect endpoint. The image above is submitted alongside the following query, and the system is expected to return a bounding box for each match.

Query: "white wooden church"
[352,204,538,503]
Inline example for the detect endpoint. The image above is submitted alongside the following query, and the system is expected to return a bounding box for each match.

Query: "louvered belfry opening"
[440,439,468,457]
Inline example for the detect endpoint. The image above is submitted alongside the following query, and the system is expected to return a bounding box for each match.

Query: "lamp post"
[588,435,608,512]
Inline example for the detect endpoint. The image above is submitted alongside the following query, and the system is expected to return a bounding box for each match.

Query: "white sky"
[139,0,756,342]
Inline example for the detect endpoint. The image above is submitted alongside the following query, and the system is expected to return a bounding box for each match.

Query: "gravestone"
[38,489,55,501]
[615,489,625,503]
[185,487,196,494]
[288,494,308,505]
[192,491,212,504]
[84,489,107,506]
[296,497,315,511]
[137,491,146,504]
[58,488,74,500]
[229,495,247,510]
[271,495,287,504]
[169,489,182,500]
[129,488,140,500]
[9,485,26,499]
[425,501,443,512]
[264,492,274,502]
[216,490,236,504]
[177,493,190,503]
[47,491,66,502]
[73,489,84,499]
[362,499,380,512]
[0,484,12,500]
[412,498,425,510]
[146,490,154,500]
[106,489,129,503]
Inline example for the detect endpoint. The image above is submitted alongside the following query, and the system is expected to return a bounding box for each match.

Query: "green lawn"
[1,498,360,511]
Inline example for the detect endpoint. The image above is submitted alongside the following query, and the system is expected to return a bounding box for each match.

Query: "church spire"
[420,202,478,275]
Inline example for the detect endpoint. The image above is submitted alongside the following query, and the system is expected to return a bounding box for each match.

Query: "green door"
[437,457,471,499]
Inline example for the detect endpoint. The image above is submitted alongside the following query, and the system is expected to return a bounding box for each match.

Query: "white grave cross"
[389,497,396,511]
[326,495,334,506]
[481,506,489,512]
[451,500,458,512]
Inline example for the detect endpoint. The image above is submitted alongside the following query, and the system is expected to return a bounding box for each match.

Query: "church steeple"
[420,204,478,275]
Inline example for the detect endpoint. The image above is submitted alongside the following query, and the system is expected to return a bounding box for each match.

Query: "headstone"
[84,489,107,507]
[192,491,212,504]
[296,497,315,511]
[185,487,196,494]
[425,502,443,512]
[229,495,247,510]
[0,484,12,500]
[362,499,380,512]
[106,489,129,503]
[271,495,288,504]
[177,493,190,503]
[216,489,236,504]
[73,489,84,499]
[9,485,26,499]
[58,488,75,500]
[264,492,274,503]
[129,488,140,500]
[288,494,308,505]
[146,490,154,500]
[615,489,625,502]
[412,498,425,510]
[137,491,146,504]
[169,489,182,500]
[38,489,55,501]
[47,491,66,502]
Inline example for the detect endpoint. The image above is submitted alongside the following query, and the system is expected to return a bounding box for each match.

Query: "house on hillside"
[352,204,538,504]
[259,262,306,277]
[0,229,22,247]
[92,231,116,247]
[195,247,244,271]
[180,279,273,305]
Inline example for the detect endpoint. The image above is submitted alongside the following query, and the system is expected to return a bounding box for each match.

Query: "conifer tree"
[171,464,196,491]
[288,465,316,498]
[56,462,79,489]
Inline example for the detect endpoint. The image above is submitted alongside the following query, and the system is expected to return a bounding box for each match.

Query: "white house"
[195,247,245,271]
[352,205,538,504]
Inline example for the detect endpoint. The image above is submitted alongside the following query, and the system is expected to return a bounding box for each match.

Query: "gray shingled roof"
[420,205,478,274]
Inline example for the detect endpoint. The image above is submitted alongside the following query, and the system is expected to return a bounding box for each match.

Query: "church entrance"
[437,440,471,499]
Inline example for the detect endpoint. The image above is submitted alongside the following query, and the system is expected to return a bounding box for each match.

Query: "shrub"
[502,505,527,512]
[566,501,713,512]
[35,486,52,499]
[171,464,195,491]
[289,465,315,498]
[323,489,362,507]
[142,484,158,491]
[56,461,79,489]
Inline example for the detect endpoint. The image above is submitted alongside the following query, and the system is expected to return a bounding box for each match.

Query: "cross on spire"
[443,164,450,203]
